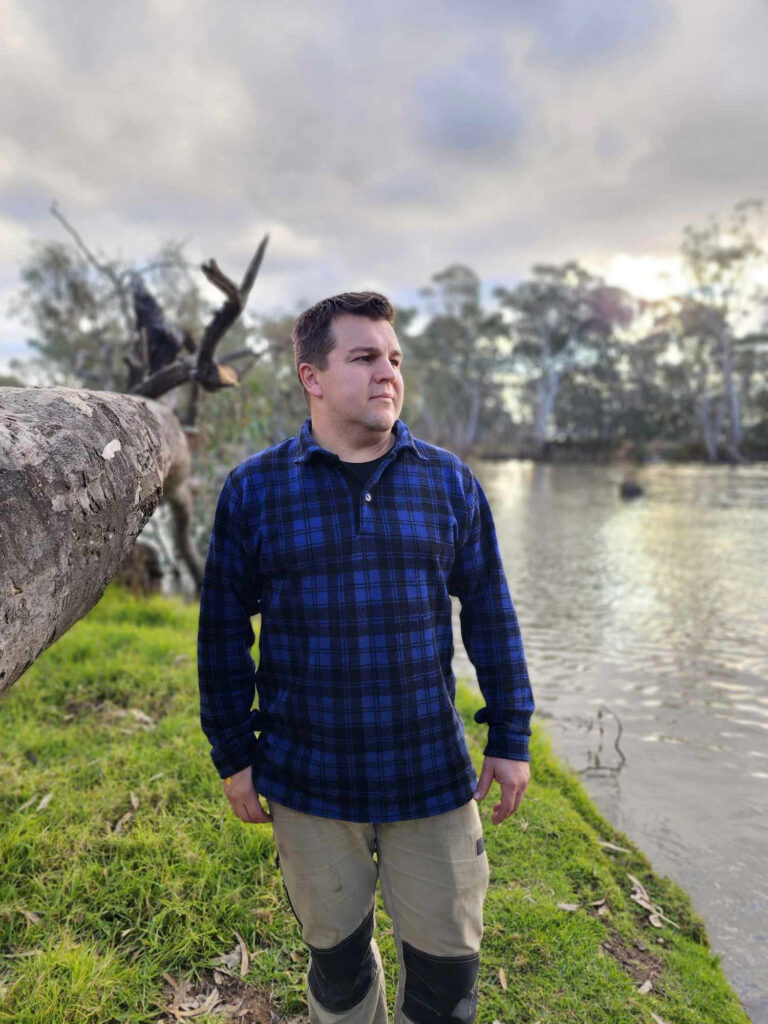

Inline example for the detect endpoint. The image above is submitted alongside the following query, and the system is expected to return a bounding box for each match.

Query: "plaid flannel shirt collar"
[292,416,429,464]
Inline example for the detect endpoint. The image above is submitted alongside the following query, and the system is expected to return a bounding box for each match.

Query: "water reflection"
[453,460,768,1022]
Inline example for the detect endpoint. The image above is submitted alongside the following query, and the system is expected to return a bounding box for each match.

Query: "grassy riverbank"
[0,584,750,1023]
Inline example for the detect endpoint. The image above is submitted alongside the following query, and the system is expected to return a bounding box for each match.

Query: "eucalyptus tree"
[407,264,511,457]
[647,200,768,461]
[494,262,635,458]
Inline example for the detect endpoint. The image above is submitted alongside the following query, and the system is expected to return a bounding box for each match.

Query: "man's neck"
[309,420,396,463]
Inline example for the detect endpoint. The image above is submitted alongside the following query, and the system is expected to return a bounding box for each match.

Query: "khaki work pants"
[268,797,490,1024]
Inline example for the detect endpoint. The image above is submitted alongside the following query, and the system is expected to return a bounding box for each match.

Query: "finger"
[473,761,495,802]
[492,791,517,824]
[243,797,272,824]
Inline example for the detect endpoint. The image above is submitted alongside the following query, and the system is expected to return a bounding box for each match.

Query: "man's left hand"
[472,756,530,825]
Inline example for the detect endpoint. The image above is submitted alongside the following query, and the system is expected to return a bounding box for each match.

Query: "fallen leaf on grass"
[213,946,242,972]
[17,795,38,813]
[130,791,140,810]
[36,793,53,810]
[597,905,610,916]
[130,708,156,726]
[590,898,607,906]
[162,974,222,1020]
[149,772,166,782]
[498,967,508,990]
[518,819,529,832]
[598,840,630,853]
[233,931,249,977]
[557,902,581,912]
[651,1014,672,1024]
[19,909,41,926]
[637,978,653,994]
[113,812,133,834]
[290,950,303,963]
[627,874,680,930]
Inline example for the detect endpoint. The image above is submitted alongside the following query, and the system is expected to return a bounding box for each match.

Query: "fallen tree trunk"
[0,386,189,695]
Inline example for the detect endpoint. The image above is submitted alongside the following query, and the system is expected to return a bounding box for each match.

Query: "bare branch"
[130,356,241,398]
[50,201,138,346]
[198,234,270,365]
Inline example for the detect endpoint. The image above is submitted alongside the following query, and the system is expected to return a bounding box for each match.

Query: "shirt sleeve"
[448,471,535,761]
[197,469,263,778]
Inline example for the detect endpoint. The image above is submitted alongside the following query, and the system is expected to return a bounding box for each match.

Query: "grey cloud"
[520,0,666,67]
[415,46,528,157]
[594,124,625,165]
[636,99,768,188]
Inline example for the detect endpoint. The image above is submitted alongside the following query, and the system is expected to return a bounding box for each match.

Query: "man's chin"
[365,405,398,429]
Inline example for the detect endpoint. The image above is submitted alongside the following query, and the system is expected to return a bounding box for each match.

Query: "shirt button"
[364,492,372,502]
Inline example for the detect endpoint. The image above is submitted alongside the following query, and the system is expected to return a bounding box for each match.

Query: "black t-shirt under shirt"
[337,452,390,533]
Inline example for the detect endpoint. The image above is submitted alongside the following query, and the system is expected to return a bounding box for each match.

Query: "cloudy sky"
[2,0,768,369]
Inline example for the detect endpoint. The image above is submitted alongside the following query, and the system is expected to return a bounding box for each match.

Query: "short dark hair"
[292,291,395,400]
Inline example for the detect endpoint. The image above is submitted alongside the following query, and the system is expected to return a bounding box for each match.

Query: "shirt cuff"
[474,705,532,761]
[482,729,531,761]
[208,708,263,778]
[209,734,260,779]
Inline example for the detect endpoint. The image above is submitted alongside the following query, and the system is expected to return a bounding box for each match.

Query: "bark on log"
[0,386,189,695]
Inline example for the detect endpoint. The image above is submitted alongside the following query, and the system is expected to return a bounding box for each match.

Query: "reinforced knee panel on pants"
[402,941,480,1024]
[307,905,377,1013]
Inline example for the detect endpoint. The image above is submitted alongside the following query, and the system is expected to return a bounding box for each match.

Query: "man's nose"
[375,359,396,380]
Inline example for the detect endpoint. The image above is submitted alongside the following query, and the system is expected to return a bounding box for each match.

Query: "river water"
[454,459,768,1023]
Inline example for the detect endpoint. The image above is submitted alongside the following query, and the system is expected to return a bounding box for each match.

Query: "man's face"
[304,313,405,434]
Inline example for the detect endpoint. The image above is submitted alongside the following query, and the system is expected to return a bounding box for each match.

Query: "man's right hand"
[222,765,273,824]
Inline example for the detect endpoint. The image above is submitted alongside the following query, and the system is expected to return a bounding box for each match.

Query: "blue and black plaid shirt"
[198,416,534,823]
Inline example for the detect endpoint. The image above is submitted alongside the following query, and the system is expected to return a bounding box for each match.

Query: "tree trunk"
[697,391,725,462]
[534,365,560,458]
[718,326,743,454]
[0,385,189,695]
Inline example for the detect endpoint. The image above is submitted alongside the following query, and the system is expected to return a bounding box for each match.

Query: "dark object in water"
[620,480,644,499]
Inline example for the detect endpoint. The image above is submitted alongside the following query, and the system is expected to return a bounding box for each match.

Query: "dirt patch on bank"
[601,928,666,995]
[157,968,306,1024]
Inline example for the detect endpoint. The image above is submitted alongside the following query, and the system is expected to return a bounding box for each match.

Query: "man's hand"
[222,765,272,824]
[472,756,530,825]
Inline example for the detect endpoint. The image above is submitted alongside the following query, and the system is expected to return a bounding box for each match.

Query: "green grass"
[0,583,750,1023]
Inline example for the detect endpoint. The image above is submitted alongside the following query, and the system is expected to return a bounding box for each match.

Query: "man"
[198,291,534,1024]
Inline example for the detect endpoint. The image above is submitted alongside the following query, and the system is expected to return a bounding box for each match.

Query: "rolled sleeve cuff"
[209,734,260,779]
[482,729,531,761]
[474,705,532,761]
[207,708,263,779]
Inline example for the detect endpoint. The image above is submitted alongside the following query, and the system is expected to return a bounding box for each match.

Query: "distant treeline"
[5,200,768,492]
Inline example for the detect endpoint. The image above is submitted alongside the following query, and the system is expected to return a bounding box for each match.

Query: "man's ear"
[299,363,323,399]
